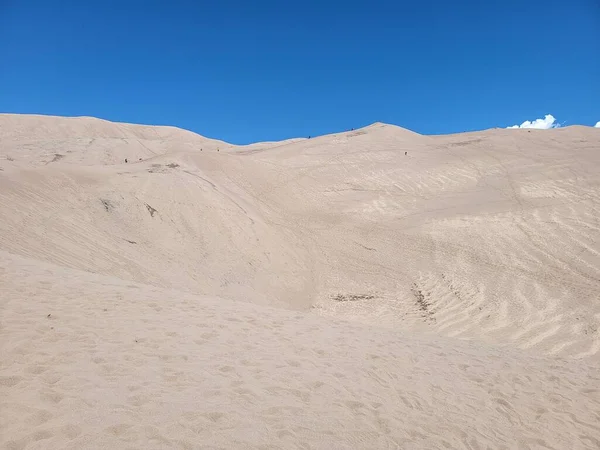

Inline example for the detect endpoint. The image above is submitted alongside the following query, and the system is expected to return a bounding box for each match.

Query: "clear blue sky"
[1,0,598,144]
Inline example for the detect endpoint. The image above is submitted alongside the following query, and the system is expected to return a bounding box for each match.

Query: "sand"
[1,114,599,449]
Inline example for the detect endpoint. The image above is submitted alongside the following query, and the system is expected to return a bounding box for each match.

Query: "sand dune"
[1,114,599,449]
[0,114,232,167]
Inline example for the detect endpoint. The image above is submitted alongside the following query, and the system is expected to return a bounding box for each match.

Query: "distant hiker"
[405,151,407,156]
[125,158,128,163]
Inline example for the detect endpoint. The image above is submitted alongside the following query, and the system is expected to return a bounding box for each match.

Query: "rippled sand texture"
[1,114,599,449]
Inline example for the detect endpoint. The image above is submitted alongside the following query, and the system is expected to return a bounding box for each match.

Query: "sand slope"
[1,114,600,449]
[2,250,600,450]
[0,114,232,166]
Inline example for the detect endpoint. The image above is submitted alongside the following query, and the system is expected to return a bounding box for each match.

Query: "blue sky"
[1,0,598,144]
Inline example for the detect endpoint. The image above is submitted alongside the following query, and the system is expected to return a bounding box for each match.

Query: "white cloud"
[595,121,600,128]
[508,114,559,129]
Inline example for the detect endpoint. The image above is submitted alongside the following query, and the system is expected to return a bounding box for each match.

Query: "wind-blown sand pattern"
[1,114,599,449]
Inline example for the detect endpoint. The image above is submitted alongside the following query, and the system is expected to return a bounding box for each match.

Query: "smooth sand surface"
[1,114,599,449]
